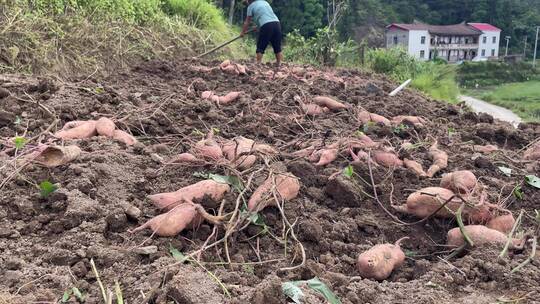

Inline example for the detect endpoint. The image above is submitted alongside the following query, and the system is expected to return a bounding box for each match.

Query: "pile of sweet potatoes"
[54,118,137,146]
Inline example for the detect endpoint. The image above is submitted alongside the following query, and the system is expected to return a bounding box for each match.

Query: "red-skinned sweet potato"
[96,117,116,137]
[113,130,137,146]
[302,103,329,116]
[487,213,515,234]
[169,153,202,164]
[447,225,522,248]
[248,173,300,211]
[427,142,448,177]
[129,203,198,237]
[356,237,408,280]
[313,148,339,166]
[373,150,403,167]
[55,121,97,140]
[440,170,477,194]
[357,110,391,126]
[524,142,540,160]
[193,135,223,160]
[473,144,499,154]
[392,115,427,127]
[219,92,241,105]
[312,96,348,111]
[148,180,230,211]
[403,159,427,177]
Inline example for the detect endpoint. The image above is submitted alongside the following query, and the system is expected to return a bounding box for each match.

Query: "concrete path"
[459,95,522,128]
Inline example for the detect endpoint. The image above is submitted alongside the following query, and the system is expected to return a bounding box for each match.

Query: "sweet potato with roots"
[357,110,391,126]
[248,173,300,211]
[54,121,97,140]
[313,148,339,166]
[302,103,329,116]
[222,137,257,169]
[129,203,199,237]
[356,237,408,280]
[113,130,137,146]
[148,180,231,211]
[440,170,477,194]
[487,213,515,234]
[373,150,403,167]
[447,225,523,249]
[392,115,427,127]
[473,144,499,154]
[403,159,427,177]
[168,153,203,164]
[349,134,378,150]
[193,133,223,160]
[427,142,448,177]
[394,187,492,222]
[96,117,116,137]
[312,96,349,111]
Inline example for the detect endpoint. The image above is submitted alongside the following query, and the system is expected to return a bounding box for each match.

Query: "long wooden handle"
[196,29,255,58]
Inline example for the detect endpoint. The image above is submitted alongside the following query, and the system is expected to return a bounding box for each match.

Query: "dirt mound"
[1,59,539,303]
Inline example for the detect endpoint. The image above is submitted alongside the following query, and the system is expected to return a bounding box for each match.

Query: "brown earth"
[0,59,539,304]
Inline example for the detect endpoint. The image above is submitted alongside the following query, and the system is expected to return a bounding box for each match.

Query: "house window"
[465,38,469,44]
[393,36,398,44]
[483,36,487,43]
[421,36,426,44]
[420,50,425,58]
[491,49,495,56]
[492,36,496,43]
[482,49,486,56]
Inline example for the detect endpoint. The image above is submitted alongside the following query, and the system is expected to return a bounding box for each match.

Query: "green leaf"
[404,250,418,257]
[62,289,72,302]
[72,287,85,302]
[498,166,512,177]
[282,282,304,304]
[95,87,105,94]
[39,181,58,198]
[513,186,523,200]
[14,116,22,125]
[169,245,188,263]
[525,175,540,189]
[13,136,26,150]
[304,278,341,304]
[343,165,354,178]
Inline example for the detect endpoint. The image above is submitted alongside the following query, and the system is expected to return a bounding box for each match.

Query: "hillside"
[1,58,539,303]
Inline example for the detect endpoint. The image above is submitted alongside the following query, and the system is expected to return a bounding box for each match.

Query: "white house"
[385,22,501,62]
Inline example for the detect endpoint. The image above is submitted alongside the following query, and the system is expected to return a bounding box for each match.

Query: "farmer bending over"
[241,0,282,66]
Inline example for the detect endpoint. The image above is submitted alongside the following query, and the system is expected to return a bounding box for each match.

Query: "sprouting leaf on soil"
[114,281,124,304]
[193,172,244,191]
[354,130,365,137]
[362,121,375,133]
[343,165,354,178]
[14,116,22,125]
[72,287,85,302]
[525,175,540,189]
[513,186,523,200]
[39,181,57,198]
[169,244,188,263]
[282,282,304,304]
[283,278,341,304]
[211,127,220,134]
[404,250,418,257]
[94,87,105,94]
[61,289,72,302]
[393,123,409,135]
[13,136,26,150]
[242,264,255,275]
[498,166,512,177]
[191,129,205,137]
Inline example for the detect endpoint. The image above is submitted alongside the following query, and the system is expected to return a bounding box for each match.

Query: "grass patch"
[465,81,540,122]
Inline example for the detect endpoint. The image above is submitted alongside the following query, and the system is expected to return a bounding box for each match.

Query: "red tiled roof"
[387,22,482,36]
[468,23,502,32]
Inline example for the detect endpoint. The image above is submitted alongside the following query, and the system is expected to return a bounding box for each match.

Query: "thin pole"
[523,36,527,56]
[534,26,539,67]
[505,37,510,56]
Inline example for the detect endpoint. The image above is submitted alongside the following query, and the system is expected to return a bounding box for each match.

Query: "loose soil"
[1,59,539,304]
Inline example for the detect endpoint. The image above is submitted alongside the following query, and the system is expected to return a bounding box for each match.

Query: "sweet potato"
[447,225,522,248]
[55,121,97,140]
[193,136,223,160]
[291,145,316,158]
[403,159,427,177]
[440,170,477,194]
[302,103,329,115]
[313,148,339,166]
[112,130,137,146]
[524,142,540,160]
[487,213,515,234]
[148,180,231,211]
[312,96,348,111]
[96,117,116,137]
[61,121,88,131]
[357,110,391,126]
[373,150,403,167]
[169,153,202,164]
[473,144,499,154]
[129,203,198,237]
[218,92,241,105]
[426,142,448,177]
[349,134,378,150]
[392,115,427,127]
[394,187,492,222]
[248,173,300,211]
[253,143,278,155]
[356,237,408,280]
[350,149,370,163]
[222,137,255,160]
[34,145,81,167]
[201,91,220,103]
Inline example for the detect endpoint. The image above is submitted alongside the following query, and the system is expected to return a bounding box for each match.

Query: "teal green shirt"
[247,0,279,28]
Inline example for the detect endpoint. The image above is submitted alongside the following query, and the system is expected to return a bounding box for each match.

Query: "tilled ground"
[1,59,539,304]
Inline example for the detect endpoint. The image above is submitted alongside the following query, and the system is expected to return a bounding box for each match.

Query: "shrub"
[161,0,228,33]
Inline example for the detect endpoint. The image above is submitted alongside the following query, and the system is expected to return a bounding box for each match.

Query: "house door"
[447,51,451,61]
[464,51,468,60]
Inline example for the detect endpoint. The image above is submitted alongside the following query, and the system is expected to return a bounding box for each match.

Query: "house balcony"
[430,43,479,50]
